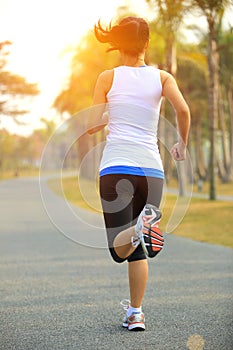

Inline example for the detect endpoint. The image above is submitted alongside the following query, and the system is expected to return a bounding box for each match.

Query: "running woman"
[87,16,190,331]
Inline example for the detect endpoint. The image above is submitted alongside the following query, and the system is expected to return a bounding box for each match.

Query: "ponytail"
[94,17,149,55]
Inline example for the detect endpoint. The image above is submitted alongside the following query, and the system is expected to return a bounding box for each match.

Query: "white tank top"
[99,65,164,174]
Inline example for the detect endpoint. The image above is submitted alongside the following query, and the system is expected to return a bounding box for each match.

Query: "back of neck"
[121,53,146,67]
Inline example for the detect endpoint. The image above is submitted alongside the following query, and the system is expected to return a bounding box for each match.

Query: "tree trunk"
[77,129,92,179]
[167,37,187,196]
[195,120,207,180]
[166,36,177,76]
[207,23,219,200]
[226,89,233,181]
[218,87,231,182]
[163,121,174,184]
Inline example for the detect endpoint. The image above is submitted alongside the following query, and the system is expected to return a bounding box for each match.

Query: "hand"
[87,110,108,135]
[171,142,186,161]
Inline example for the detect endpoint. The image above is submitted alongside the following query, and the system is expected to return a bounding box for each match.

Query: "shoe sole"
[141,225,164,258]
[137,204,163,258]
[123,323,145,331]
[128,323,145,331]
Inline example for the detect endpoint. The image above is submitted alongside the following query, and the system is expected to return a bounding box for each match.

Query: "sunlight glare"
[0,0,151,135]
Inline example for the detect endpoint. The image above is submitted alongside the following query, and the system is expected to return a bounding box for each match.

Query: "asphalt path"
[0,177,232,350]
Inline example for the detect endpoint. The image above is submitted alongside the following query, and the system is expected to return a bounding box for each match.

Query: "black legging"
[99,174,163,263]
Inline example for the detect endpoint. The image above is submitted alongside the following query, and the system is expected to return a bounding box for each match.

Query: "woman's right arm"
[160,70,191,161]
[87,69,113,134]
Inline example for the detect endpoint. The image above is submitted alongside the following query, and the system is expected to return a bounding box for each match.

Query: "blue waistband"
[99,165,164,179]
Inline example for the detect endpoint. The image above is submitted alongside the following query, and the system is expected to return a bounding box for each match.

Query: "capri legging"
[99,174,163,263]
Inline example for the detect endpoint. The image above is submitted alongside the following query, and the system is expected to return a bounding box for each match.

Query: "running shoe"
[135,204,164,258]
[121,299,145,331]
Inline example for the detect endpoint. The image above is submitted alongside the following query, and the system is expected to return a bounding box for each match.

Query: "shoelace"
[139,205,161,231]
[120,299,131,311]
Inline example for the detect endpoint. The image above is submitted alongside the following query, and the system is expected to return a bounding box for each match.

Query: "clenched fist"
[171,142,186,161]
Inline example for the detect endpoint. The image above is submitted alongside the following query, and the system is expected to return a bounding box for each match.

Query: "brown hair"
[94,16,149,56]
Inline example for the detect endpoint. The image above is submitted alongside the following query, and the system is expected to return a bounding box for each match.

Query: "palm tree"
[146,0,189,195]
[191,0,231,199]
[218,28,233,182]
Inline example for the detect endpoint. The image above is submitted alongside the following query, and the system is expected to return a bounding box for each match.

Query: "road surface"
[0,177,232,350]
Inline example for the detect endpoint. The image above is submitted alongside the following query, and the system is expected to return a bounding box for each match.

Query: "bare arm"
[160,70,191,160]
[87,69,113,134]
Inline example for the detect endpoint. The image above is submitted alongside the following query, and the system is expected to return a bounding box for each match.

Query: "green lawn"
[167,177,233,197]
[48,176,233,249]
[161,195,233,248]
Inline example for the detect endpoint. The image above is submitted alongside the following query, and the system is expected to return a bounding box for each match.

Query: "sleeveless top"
[99,65,164,179]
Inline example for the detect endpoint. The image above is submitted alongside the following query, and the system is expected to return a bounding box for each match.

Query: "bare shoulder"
[160,70,180,97]
[98,69,114,84]
[97,69,114,94]
[99,69,114,79]
[160,70,175,86]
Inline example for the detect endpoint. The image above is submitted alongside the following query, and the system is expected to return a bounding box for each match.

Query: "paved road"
[0,177,232,350]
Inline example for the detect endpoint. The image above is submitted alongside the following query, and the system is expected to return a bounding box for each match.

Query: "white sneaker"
[135,204,164,258]
[120,299,145,331]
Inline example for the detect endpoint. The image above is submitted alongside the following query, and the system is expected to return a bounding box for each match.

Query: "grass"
[167,177,233,197]
[48,176,103,213]
[48,176,233,249]
[0,169,39,180]
[162,196,233,248]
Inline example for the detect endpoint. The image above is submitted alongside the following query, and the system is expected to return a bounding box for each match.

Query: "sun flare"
[0,0,151,134]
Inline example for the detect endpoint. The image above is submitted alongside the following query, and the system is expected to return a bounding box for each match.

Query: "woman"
[87,16,190,331]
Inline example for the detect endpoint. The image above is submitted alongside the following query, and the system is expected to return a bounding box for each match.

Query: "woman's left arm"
[160,70,191,161]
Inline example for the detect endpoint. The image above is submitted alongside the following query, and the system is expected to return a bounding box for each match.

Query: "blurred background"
[0,0,233,202]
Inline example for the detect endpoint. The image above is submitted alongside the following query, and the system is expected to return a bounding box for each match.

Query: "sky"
[0,0,152,135]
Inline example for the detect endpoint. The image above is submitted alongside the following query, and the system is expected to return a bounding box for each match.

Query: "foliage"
[219,27,233,89]
[191,0,230,17]
[191,0,232,198]
[146,0,189,34]
[177,57,208,129]
[0,41,39,118]
[0,129,34,173]
[0,119,57,175]
[53,31,120,115]
[146,22,166,66]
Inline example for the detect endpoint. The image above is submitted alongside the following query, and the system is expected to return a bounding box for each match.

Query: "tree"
[218,28,233,182]
[177,54,208,181]
[146,0,190,195]
[53,30,120,173]
[0,129,14,173]
[191,0,232,199]
[53,32,119,115]
[0,41,39,122]
[147,0,189,74]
